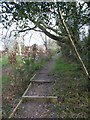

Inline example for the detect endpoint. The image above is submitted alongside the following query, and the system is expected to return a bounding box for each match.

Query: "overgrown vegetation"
[2,54,50,117]
[51,56,88,118]
[2,55,8,67]
[1,1,89,118]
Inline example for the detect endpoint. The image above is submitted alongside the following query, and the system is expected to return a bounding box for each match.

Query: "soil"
[13,54,60,118]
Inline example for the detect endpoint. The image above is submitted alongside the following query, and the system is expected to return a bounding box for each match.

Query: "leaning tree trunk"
[57,2,89,80]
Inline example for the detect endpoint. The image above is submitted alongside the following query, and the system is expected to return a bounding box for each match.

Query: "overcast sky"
[0,1,89,51]
[0,22,50,50]
[0,6,89,51]
[0,24,89,51]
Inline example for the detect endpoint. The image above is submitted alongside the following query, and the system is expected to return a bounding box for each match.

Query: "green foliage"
[51,56,88,118]
[11,56,47,93]
[2,75,11,92]
[52,57,77,74]
[1,2,89,67]
[1,55,22,68]
[1,2,89,29]
[1,55,8,67]
[2,76,10,89]
[2,55,48,117]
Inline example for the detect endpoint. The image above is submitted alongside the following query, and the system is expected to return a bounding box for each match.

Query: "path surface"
[13,54,60,118]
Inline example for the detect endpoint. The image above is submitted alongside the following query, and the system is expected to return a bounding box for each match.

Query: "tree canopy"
[1,2,89,42]
[0,2,89,78]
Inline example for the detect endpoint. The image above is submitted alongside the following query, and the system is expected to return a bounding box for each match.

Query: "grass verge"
[51,56,88,118]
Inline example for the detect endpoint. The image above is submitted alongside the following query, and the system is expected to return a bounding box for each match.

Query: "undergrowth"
[2,56,48,118]
[51,56,88,118]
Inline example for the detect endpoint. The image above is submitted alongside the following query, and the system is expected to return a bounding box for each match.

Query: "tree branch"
[57,2,89,78]
[38,23,65,43]
[41,23,62,35]
[18,26,37,32]
[27,15,66,43]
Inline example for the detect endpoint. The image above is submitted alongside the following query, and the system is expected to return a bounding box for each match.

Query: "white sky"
[0,2,89,51]
[0,23,49,50]
[0,23,89,51]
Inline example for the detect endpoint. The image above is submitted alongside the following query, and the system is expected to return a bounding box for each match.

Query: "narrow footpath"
[13,54,60,118]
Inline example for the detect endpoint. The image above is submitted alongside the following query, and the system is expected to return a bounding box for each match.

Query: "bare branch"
[40,33,45,42]
[18,26,37,33]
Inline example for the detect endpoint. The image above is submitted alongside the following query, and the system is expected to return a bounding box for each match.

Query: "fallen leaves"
[52,59,88,118]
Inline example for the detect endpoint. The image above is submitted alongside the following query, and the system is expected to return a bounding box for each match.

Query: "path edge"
[8,73,36,118]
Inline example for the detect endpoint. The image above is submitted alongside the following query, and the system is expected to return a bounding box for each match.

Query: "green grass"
[2,76,11,92]
[52,57,78,72]
[1,55,23,68]
[2,55,47,92]
[2,76,10,87]
[51,56,88,118]
[1,55,8,67]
